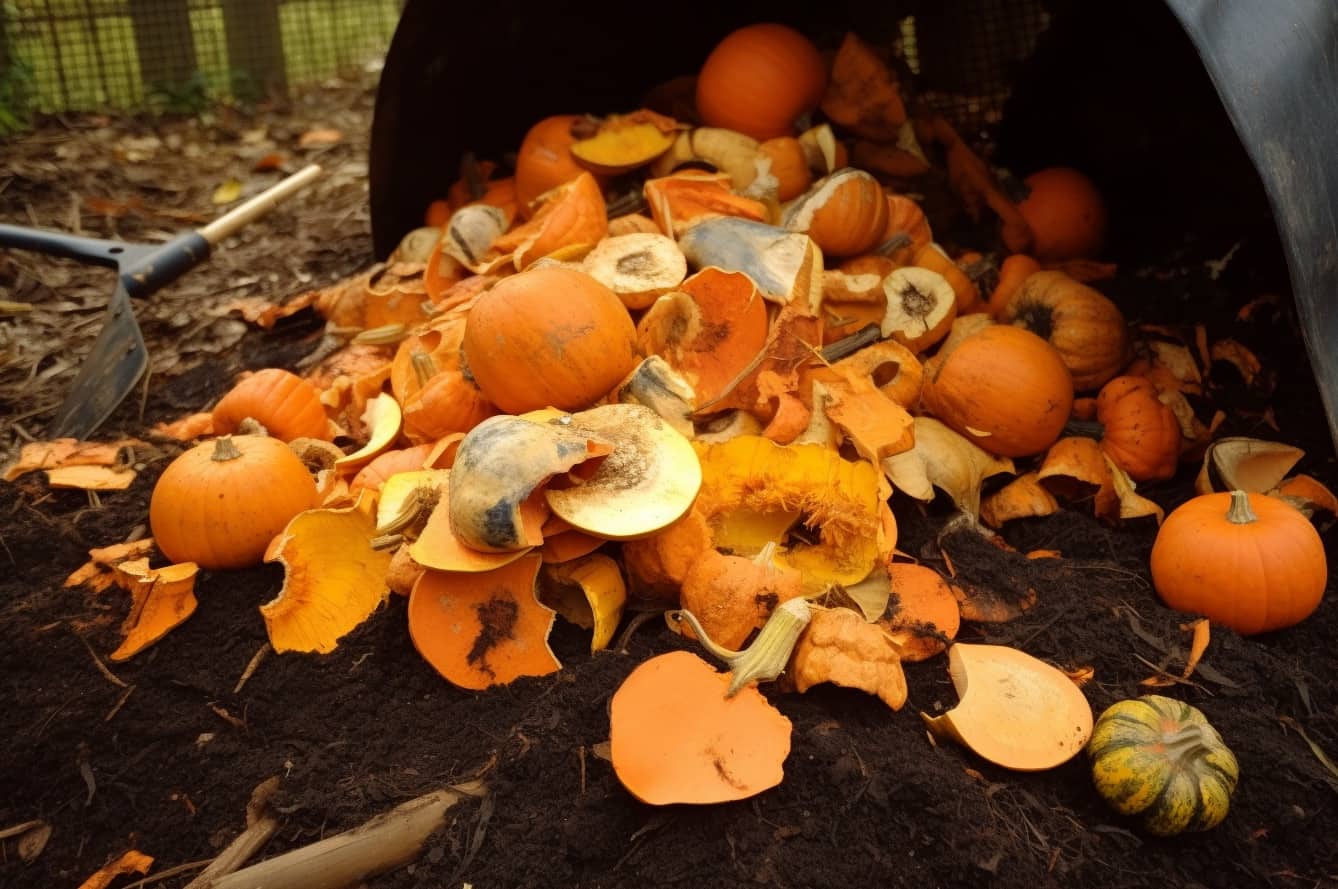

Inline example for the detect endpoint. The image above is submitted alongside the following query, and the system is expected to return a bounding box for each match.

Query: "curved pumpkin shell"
[150,436,319,570]
[1088,695,1238,836]
[1094,375,1181,481]
[514,114,587,214]
[920,324,1074,458]
[1150,490,1326,635]
[211,368,330,442]
[1000,271,1130,391]
[462,267,638,414]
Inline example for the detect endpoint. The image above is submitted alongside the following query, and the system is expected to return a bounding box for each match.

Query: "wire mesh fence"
[0,0,402,118]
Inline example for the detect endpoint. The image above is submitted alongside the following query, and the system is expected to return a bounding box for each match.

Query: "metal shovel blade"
[44,283,147,440]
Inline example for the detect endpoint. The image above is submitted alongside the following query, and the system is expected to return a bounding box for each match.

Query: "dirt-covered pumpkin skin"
[1088,695,1238,836]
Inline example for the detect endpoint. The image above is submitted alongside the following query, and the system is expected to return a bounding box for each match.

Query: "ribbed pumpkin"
[1150,490,1327,635]
[921,324,1073,458]
[1092,375,1181,481]
[211,368,330,442]
[150,435,319,570]
[695,23,827,141]
[461,267,637,414]
[1088,695,1238,836]
[783,169,888,257]
[999,271,1130,391]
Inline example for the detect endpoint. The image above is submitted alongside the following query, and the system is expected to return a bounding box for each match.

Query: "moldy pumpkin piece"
[789,607,908,710]
[545,404,702,541]
[447,414,613,553]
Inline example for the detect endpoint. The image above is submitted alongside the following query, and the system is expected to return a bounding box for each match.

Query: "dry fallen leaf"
[211,178,243,205]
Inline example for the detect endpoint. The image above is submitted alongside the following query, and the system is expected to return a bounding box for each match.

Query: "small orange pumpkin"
[921,323,1073,458]
[695,23,827,141]
[783,169,888,257]
[1092,375,1181,481]
[149,435,319,570]
[1017,167,1107,261]
[211,368,330,442]
[461,267,638,414]
[1151,490,1327,635]
[758,136,813,201]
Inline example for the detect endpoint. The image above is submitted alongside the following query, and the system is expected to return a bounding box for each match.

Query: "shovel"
[0,164,323,440]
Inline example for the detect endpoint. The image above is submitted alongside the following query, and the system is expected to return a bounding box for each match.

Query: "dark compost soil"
[3,81,1338,889]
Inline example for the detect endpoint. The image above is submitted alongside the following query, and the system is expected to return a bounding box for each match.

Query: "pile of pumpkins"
[141,22,1333,835]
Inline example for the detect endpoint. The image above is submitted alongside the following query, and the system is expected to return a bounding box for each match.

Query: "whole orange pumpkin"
[461,267,638,414]
[1017,167,1107,261]
[150,435,319,570]
[1151,491,1326,635]
[696,23,827,141]
[211,368,330,442]
[921,323,1073,458]
[1093,375,1181,481]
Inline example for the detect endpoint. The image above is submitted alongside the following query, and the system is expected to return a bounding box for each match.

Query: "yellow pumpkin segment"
[570,112,679,175]
[108,558,200,661]
[922,642,1094,771]
[609,650,792,805]
[545,404,703,540]
[694,436,882,590]
[408,554,559,690]
[261,490,393,654]
[334,393,404,470]
[788,606,908,710]
[545,553,627,652]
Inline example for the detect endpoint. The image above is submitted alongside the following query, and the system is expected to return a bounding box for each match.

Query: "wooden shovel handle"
[198,164,323,246]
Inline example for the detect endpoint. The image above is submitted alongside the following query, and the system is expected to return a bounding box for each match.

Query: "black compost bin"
[368,0,1338,445]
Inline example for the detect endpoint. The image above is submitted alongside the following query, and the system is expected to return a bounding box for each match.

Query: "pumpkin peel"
[788,606,908,710]
[261,490,393,654]
[408,554,559,690]
[922,642,1094,771]
[334,393,404,470]
[609,650,792,805]
[108,558,199,661]
[543,553,627,652]
[879,563,960,662]
[410,474,542,573]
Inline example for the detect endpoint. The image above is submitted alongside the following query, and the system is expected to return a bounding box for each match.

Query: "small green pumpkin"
[1088,695,1238,836]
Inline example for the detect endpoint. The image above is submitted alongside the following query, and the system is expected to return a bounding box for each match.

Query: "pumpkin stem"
[1012,300,1054,340]
[1161,723,1218,762]
[411,351,439,388]
[669,597,813,697]
[874,232,911,257]
[211,436,244,462]
[1226,490,1257,525]
[820,324,882,364]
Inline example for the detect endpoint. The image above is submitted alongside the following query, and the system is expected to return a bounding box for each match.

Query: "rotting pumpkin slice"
[447,414,614,553]
[788,606,908,710]
[547,404,702,540]
[408,553,559,690]
[540,553,627,652]
[878,563,960,662]
[411,471,545,573]
[677,217,823,312]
